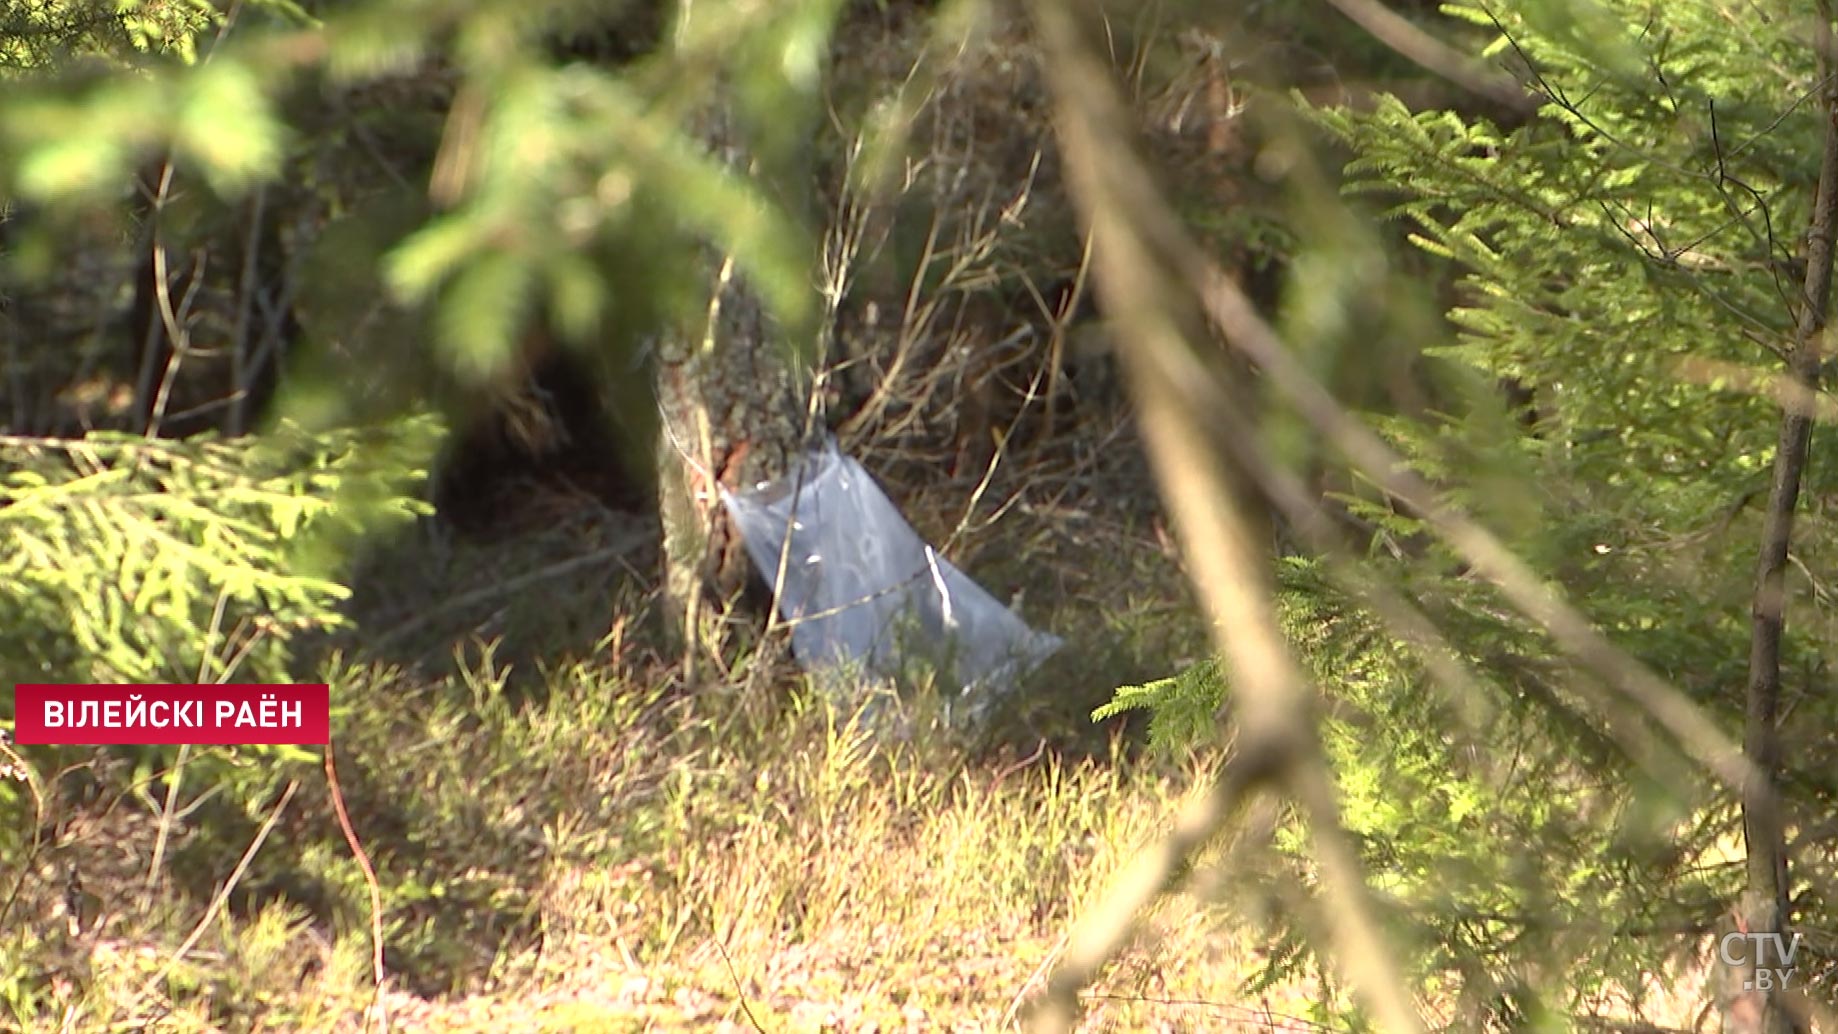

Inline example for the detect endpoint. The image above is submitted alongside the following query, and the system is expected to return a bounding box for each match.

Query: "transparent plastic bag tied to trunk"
[721,437,1063,721]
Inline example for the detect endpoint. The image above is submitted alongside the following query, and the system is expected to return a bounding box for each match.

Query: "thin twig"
[145,247,207,439]
[142,743,191,910]
[0,733,47,935]
[1190,260,1761,796]
[143,588,236,907]
[1025,5,1425,1032]
[368,532,651,654]
[132,161,177,436]
[325,739,389,1032]
[1002,931,1069,1030]
[228,185,268,437]
[1321,0,1534,113]
[135,779,298,1004]
[712,935,767,1032]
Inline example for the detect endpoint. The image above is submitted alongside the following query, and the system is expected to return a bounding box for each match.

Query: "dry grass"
[3,636,1306,1032]
[3,622,1745,1033]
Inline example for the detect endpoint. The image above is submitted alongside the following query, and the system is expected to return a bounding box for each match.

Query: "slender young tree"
[1736,6,1838,1033]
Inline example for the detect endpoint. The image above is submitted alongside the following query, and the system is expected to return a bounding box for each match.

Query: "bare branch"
[1024,4,1425,1032]
[1188,266,1760,798]
[1320,0,1535,114]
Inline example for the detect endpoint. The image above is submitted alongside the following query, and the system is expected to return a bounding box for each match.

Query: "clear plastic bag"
[721,437,1063,720]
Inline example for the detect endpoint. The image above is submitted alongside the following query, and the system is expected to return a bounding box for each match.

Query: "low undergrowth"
[2,636,1307,1033]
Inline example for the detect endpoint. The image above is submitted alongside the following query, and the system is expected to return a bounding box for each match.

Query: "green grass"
[0,478,1740,1034]
[0,516,1740,1034]
[2,623,1305,1032]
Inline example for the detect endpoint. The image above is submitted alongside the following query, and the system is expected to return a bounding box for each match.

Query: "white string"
[923,544,957,631]
[654,399,723,501]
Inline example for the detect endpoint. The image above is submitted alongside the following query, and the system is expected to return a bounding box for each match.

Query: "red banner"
[11,684,330,745]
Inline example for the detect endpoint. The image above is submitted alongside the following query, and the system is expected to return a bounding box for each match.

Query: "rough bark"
[654,255,807,625]
[1730,9,1838,1034]
[653,106,809,652]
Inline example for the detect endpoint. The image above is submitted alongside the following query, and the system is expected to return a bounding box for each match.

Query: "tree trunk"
[653,106,810,661]
[1731,10,1838,1034]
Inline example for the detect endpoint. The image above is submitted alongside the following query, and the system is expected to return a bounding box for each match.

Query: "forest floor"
[3,480,1294,1032]
[8,673,1307,1034]
[4,432,1726,1033]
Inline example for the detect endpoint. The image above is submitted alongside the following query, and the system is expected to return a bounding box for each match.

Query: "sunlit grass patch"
[5,636,1251,1032]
